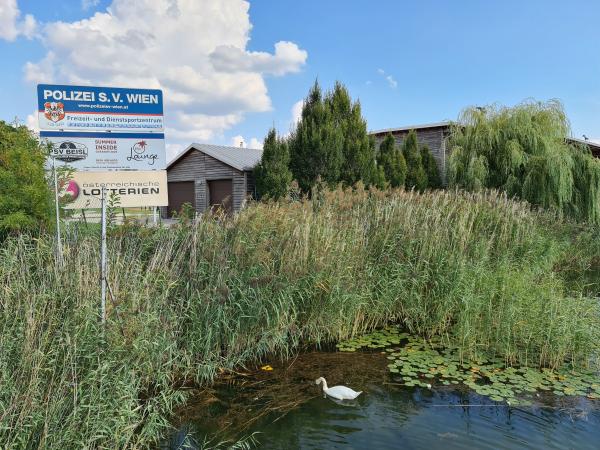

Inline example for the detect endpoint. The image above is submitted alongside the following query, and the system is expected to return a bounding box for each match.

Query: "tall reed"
[0,188,598,448]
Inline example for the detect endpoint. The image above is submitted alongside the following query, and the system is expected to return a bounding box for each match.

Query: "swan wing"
[325,386,362,400]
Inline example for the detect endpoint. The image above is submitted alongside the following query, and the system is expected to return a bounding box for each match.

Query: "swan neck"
[320,378,328,390]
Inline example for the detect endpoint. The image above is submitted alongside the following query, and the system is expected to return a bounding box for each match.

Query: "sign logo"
[51,140,88,162]
[59,180,80,202]
[44,101,65,123]
[132,140,148,154]
[127,140,158,165]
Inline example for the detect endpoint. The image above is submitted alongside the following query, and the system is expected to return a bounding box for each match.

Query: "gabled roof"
[370,121,451,135]
[167,143,263,171]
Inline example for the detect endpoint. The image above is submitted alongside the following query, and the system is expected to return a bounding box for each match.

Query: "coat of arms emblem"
[44,101,65,123]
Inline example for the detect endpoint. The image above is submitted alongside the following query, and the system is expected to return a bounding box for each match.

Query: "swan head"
[315,377,326,385]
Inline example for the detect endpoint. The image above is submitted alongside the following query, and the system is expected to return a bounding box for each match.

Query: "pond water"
[163,352,600,449]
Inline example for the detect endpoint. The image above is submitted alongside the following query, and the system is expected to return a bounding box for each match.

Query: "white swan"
[315,377,362,400]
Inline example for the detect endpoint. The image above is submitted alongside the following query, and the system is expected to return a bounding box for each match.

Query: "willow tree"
[448,100,600,223]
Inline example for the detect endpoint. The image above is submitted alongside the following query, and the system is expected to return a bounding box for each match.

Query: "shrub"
[0,121,52,239]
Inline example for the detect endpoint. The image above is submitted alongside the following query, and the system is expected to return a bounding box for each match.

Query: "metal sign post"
[52,156,63,265]
[100,186,107,325]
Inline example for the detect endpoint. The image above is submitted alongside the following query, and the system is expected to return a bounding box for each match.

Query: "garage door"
[167,181,195,217]
[208,179,233,213]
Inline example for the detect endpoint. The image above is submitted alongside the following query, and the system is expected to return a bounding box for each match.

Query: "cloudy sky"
[1,0,599,160]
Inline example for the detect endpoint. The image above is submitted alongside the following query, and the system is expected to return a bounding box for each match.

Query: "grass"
[0,187,599,448]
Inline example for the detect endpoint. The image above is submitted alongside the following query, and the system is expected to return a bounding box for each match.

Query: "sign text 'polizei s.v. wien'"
[37,84,164,132]
[40,131,166,171]
[38,83,168,208]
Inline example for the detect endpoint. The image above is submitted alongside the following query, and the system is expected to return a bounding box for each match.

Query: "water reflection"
[164,351,600,449]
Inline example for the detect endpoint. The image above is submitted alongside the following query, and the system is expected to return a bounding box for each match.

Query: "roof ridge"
[369,121,451,135]
[167,143,263,171]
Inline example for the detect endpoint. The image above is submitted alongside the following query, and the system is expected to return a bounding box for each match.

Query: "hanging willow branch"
[448,100,600,224]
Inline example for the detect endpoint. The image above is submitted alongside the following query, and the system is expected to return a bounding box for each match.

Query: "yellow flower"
[261,365,273,371]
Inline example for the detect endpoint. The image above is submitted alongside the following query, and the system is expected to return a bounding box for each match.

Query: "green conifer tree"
[402,130,427,191]
[328,82,376,186]
[420,144,442,188]
[288,80,377,192]
[378,133,407,188]
[254,128,292,200]
[289,80,343,192]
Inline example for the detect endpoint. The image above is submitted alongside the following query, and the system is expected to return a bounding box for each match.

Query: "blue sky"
[1,0,599,157]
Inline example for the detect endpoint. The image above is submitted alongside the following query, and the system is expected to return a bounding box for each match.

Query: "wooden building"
[164,144,262,217]
[566,137,600,158]
[370,123,600,185]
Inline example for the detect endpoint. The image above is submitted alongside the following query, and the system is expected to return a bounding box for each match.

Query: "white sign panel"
[61,170,168,209]
[37,84,164,132]
[41,131,166,171]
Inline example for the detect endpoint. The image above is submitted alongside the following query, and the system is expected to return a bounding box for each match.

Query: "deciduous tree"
[0,121,52,239]
[448,100,600,223]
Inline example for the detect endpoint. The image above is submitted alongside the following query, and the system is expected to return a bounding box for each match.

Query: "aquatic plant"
[0,187,599,448]
[338,327,600,405]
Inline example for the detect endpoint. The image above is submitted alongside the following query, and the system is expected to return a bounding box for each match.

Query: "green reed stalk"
[0,188,598,448]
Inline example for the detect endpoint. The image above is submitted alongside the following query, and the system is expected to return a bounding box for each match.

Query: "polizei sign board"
[41,131,166,171]
[37,84,164,132]
[61,170,168,209]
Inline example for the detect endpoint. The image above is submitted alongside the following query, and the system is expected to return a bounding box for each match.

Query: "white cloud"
[282,99,304,138]
[81,0,100,10]
[377,68,397,89]
[24,52,56,84]
[23,0,307,146]
[210,41,307,76]
[291,99,303,126]
[166,143,185,162]
[0,0,20,41]
[248,137,262,149]
[231,135,245,148]
[0,0,36,41]
[230,135,263,149]
[386,75,397,89]
[26,110,38,133]
[167,111,242,141]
